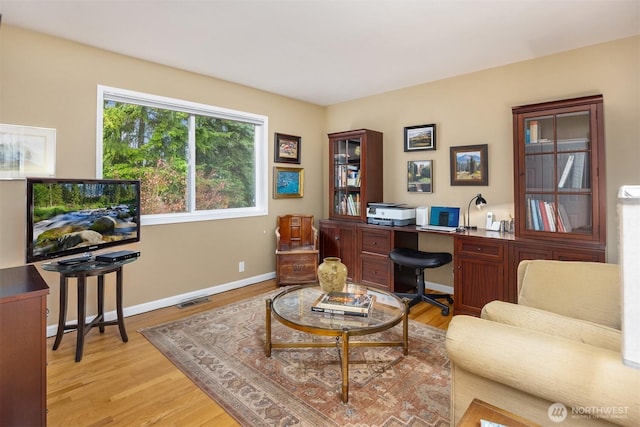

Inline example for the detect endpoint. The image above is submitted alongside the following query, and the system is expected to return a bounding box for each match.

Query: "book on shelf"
[347,194,357,215]
[555,207,567,233]
[527,198,573,232]
[341,194,360,216]
[538,200,551,231]
[529,198,541,230]
[529,120,539,143]
[570,152,586,189]
[558,154,575,188]
[335,165,346,187]
[558,203,573,232]
[312,291,373,316]
[545,201,557,232]
[526,199,534,230]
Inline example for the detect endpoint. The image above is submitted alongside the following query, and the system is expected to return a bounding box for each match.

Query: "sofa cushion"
[446,315,640,427]
[518,260,620,329]
[482,300,621,352]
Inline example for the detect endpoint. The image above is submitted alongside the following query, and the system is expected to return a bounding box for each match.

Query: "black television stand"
[42,256,138,362]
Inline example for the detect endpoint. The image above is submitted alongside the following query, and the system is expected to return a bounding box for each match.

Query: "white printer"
[366,203,416,226]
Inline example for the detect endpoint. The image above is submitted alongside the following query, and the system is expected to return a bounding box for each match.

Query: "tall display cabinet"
[320,129,383,282]
[511,95,606,263]
[327,129,383,221]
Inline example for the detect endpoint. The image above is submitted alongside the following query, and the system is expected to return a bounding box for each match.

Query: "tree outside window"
[98,86,268,225]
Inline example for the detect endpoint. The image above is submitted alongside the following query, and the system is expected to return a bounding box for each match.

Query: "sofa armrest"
[446,315,640,426]
[482,300,621,351]
[517,260,620,329]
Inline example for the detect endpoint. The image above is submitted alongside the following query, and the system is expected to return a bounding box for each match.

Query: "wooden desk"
[320,219,605,316]
[0,265,49,427]
[357,223,515,316]
[458,398,540,427]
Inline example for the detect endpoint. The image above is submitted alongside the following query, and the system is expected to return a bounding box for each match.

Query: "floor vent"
[176,295,210,308]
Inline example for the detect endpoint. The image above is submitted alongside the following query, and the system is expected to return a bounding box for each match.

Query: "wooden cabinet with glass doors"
[512,95,606,250]
[328,129,383,222]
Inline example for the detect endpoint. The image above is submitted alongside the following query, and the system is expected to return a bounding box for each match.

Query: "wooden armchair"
[275,214,319,286]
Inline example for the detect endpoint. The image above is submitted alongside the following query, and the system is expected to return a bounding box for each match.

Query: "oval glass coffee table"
[265,283,409,403]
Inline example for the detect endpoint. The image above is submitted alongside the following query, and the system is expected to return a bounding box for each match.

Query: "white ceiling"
[1,0,639,105]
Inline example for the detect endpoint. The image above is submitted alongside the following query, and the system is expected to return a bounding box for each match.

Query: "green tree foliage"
[103,101,255,215]
[195,117,255,209]
[32,183,137,222]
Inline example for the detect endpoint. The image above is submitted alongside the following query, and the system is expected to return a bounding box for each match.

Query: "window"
[97,85,268,226]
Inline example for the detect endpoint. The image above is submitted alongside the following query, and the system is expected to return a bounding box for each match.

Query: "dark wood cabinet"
[328,129,383,222]
[0,265,49,427]
[276,252,319,285]
[319,219,357,282]
[320,221,604,316]
[510,240,605,264]
[357,225,393,290]
[454,235,508,316]
[322,129,383,283]
[512,95,606,251]
[275,214,319,286]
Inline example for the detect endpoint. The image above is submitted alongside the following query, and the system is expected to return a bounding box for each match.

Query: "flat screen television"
[26,178,141,263]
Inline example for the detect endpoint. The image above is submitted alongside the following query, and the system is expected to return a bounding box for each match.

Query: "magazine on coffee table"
[311,291,373,317]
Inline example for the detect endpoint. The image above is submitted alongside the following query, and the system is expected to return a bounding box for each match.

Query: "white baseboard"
[426,281,454,295]
[46,273,452,338]
[46,272,276,337]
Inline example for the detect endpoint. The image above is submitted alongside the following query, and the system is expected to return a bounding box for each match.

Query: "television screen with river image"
[26,178,141,263]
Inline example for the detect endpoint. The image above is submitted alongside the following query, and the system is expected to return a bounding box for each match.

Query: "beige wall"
[0,26,326,326]
[1,25,638,327]
[326,36,640,270]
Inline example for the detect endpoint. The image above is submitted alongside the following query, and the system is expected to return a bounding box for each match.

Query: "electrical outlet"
[238,261,245,272]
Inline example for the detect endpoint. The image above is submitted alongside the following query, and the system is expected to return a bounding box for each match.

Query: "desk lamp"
[466,193,487,229]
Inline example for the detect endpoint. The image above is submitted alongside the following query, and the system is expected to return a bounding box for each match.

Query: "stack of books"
[311,291,373,317]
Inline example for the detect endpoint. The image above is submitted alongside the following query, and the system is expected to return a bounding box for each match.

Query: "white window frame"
[96,85,269,226]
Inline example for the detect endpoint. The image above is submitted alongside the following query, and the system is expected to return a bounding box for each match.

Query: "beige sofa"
[446,259,640,427]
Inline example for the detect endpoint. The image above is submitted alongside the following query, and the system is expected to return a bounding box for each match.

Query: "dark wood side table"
[42,257,137,362]
[458,398,541,427]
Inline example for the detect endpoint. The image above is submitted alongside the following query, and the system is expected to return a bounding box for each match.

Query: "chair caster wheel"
[446,297,454,304]
[441,307,450,316]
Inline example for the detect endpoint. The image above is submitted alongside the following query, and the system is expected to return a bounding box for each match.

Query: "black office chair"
[389,247,453,316]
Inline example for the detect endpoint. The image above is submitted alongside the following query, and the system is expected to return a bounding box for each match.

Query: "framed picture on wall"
[274,133,301,164]
[0,124,56,179]
[407,160,433,193]
[450,144,488,186]
[404,124,436,151]
[274,166,304,198]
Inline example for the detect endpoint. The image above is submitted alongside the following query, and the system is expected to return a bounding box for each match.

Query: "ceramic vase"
[317,257,347,293]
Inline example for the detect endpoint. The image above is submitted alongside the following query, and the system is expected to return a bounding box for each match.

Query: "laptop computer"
[419,206,461,232]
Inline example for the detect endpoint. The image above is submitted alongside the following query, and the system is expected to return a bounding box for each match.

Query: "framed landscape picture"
[450,144,488,186]
[407,160,433,193]
[0,124,56,179]
[404,124,436,152]
[274,133,301,164]
[274,166,304,198]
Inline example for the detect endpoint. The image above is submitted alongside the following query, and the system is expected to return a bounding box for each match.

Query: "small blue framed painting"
[274,166,304,198]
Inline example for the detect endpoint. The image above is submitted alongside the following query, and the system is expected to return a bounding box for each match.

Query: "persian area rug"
[140,290,450,426]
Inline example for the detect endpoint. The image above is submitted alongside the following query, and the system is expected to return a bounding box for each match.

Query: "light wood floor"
[46,280,453,426]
